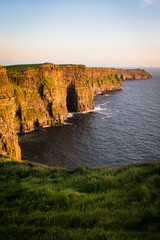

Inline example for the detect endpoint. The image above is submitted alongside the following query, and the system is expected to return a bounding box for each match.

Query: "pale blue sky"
[0,0,160,67]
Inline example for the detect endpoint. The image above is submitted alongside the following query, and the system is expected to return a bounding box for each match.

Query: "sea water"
[19,68,160,168]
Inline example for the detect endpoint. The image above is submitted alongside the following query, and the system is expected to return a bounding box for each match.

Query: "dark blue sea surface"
[19,68,160,168]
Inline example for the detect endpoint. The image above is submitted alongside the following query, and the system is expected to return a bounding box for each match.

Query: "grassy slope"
[0,156,159,240]
[5,64,43,71]
[5,63,84,71]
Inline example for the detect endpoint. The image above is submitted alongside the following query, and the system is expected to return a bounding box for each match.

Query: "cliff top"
[4,63,152,79]
[5,63,87,72]
[6,63,43,71]
[0,65,5,69]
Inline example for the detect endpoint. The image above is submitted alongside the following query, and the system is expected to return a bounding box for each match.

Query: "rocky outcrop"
[0,63,151,159]
[86,68,122,95]
[6,64,95,132]
[116,68,152,80]
[85,68,151,95]
[0,66,21,160]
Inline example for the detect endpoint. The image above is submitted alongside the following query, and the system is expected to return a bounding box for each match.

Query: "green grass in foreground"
[0,156,159,240]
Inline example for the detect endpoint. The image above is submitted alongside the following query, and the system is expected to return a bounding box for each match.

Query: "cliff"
[0,63,151,159]
[0,66,21,159]
[85,68,151,95]
[116,68,151,80]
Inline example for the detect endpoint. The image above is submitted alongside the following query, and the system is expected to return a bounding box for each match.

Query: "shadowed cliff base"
[67,84,78,112]
[0,63,152,160]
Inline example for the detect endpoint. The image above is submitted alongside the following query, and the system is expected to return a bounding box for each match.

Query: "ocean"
[19,68,160,168]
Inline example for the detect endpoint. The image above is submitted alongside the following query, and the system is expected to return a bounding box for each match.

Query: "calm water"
[19,68,160,168]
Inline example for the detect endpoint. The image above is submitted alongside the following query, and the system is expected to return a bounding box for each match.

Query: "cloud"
[144,0,154,4]
[141,0,160,7]
[143,0,159,4]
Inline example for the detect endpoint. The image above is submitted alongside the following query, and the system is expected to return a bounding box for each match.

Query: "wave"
[96,109,119,119]
[94,105,108,111]
[104,94,111,97]
[66,113,75,118]
[64,100,109,118]
[77,109,96,114]
[97,91,103,95]
[99,102,107,106]
[101,113,114,119]
[43,125,51,128]
[63,122,73,126]
[64,112,75,122]
[122,87,131,90]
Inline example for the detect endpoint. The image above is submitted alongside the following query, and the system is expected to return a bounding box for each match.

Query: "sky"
[0,0,160,67]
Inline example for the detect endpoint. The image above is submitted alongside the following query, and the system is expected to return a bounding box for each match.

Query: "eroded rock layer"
[0,63,151,159]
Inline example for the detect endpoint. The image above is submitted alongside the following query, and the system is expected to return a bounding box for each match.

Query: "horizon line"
[2,62,160,69]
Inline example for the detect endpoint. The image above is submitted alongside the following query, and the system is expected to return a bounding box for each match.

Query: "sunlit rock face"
[0,66,21,160]
[0,63,151,159]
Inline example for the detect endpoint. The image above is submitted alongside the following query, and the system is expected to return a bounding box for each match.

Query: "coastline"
[0,63,151,160]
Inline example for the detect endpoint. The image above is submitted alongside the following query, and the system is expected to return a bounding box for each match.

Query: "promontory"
[0,63,151,160]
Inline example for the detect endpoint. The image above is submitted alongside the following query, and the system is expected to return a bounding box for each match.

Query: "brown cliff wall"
[6,64,94,132]
[0,66,21,160]
[86,68,122,95]
[86,67,151,95]
[116,68,152,80]
[0,63,151,159]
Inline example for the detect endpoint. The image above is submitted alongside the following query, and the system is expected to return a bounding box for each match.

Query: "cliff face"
[86,68,122,95]
[0,66,21,160]
[85,68,151,95]
[0,63,151,159]
[116,68,152,80]
[6,64,95,132]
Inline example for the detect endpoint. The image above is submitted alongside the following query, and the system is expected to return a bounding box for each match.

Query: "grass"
[87,75,121,85]
[6,64,43,71]
[38,77,56,90]
[0,155,159,240]
[100,75,121,84]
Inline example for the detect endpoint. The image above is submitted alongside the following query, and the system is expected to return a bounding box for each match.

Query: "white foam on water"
[77,109,96,114]
[64,101,109,119]
[63,122,73,126]
[100,109,119,120]
[97,91,103,95]
[94,106,101,111]
[94,100,109,110]
[99,102,107,106]
[43,125,51,128]
[104,94,111,97]
[101,113,113,119]
[66,112,75,118]
[94,104,112,118]
[79,105,109,114]
[122,87,131,90]
[96,111,110,116]
[94,106,108,112]
[64,112,75,121]
[22,130,34,134]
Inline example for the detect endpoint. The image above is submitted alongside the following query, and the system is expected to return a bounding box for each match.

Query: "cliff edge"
[0,63,151,159]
